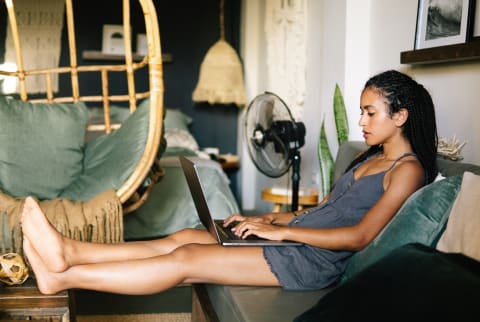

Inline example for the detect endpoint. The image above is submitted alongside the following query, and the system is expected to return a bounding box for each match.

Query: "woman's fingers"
[223,213,244,227]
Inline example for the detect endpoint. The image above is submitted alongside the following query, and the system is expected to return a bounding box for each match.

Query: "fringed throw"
[0,189,123,255]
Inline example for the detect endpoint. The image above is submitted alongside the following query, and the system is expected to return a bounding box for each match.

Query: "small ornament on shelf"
[437,135,467,161]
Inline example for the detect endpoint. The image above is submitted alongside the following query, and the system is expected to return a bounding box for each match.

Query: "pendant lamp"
[192,0,246,107]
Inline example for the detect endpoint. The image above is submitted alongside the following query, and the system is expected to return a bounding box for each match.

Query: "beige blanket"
[0,189,123,254]
[437,172,480,261]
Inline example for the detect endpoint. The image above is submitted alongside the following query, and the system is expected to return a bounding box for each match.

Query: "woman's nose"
[358,114,366,126]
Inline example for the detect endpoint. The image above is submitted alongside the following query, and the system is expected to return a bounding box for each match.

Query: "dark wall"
[156,0,242,154]
[0,0,241,154]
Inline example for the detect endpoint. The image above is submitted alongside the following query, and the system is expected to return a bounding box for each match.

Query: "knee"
[168,228,208,247]
[171,228,198,242]
[170,243,202,264]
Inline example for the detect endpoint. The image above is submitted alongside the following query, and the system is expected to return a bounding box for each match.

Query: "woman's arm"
[224,192,331,227]
[223,211,295,226]
[233,160,424,250]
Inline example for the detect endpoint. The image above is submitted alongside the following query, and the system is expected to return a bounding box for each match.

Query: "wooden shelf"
[400,41,480,65]
[82,50,173,63]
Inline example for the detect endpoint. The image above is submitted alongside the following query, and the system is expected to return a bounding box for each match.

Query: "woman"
[22,70,438,294]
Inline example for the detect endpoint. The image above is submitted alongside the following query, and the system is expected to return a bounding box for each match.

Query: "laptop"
[180,155,302,246]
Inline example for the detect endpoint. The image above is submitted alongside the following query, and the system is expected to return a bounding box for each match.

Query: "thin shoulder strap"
[385,152,417,172]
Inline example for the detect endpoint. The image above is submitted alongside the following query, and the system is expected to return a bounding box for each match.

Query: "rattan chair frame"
[0,0,165,212]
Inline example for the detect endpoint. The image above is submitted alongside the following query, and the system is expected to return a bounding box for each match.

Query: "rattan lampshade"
[192,0,246,107]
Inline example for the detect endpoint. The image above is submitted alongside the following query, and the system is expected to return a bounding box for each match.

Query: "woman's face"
[358,88,399,146]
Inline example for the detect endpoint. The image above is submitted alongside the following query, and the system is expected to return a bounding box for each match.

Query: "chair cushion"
[341,175,462,282]
[0,96,88,199]
[295,243,480,322]
[60,100,150,201]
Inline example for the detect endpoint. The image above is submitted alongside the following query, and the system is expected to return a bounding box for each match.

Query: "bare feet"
[21,197,69,273]
[23,237,64,294]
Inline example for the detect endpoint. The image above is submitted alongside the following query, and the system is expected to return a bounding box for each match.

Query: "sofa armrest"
[192,284,333,322]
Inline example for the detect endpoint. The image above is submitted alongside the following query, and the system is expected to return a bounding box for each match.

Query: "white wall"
[239,0,480,212]
[367,0,480,164]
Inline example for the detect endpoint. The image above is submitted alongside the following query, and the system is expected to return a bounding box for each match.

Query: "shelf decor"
[414,0,476,50]
[102,24,127,55]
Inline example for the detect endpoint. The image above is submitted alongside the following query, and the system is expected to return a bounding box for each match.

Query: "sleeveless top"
[263,153,416,291]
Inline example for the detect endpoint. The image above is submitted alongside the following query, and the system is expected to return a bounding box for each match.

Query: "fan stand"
[291,150,301,211]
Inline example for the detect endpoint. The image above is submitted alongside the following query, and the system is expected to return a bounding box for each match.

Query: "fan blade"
[251,133,290,177]
[256,98,274,130]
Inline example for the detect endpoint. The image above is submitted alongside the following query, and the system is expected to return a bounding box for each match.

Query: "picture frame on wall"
[102,24,126,55]
[473,0,480,39]
[414,0,476,49]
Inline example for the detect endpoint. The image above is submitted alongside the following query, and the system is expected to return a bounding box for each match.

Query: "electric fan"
[244,92,306,211]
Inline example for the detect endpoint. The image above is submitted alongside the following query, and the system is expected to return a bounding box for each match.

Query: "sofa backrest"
[334,141,480,180]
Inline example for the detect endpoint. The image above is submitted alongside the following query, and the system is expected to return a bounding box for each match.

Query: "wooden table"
[217,154,239,170]
[0,278,74,322]
[262,187,319,212]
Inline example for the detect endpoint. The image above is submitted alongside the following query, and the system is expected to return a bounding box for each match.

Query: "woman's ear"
[393,108,408,127]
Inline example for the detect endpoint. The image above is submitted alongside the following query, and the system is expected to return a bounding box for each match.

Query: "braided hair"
[347,70,438,184]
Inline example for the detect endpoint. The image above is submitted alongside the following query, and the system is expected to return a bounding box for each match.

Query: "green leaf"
[333,84,349,144]
[318,118,334,197]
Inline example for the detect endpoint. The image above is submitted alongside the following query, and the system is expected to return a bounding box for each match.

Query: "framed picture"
[102,24,126,55]
[473,0,480,39]
[414,0,476,49]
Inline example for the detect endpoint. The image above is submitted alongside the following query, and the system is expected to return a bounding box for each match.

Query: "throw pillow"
[341,175,462,282]
[295,243,480,322]
[132,98,190,131]
[164,108,193,131]
[60,100,150,201]
[164,128,199,152]
[437,172,480,261]
[0,96,88,199]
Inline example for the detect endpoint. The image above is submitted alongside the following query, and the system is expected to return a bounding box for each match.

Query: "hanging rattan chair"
[0,0,164,214]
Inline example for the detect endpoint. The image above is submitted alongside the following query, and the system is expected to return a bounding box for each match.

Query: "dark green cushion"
[0,96,88,199]
[341,175,462,282]
[295,243,480,322]
[60,100,150,201]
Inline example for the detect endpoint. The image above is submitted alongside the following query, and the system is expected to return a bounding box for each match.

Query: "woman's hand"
[222,212,297,240]
[230,221,287,241]
[223,213,275,227]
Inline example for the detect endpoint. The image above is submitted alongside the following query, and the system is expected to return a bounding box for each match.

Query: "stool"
[0,278,73,322]
[261,187,319,212]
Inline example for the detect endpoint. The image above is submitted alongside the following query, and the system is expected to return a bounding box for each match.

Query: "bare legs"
[21,197,280,295]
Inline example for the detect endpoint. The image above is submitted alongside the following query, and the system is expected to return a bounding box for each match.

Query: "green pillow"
[165,108,192,131]
[0,96,88,199]
[60,100,150,201]
[341,175,462,282]
[139,98,190,132]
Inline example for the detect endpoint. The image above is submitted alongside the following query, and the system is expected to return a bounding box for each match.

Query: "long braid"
[346,70,438,183]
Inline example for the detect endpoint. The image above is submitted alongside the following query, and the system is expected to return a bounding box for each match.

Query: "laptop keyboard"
[217,221,262,241]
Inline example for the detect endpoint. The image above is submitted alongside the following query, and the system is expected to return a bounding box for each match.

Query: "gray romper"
[263,153,415,290]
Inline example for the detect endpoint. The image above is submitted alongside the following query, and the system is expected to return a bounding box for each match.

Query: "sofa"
[191,141,480,322]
